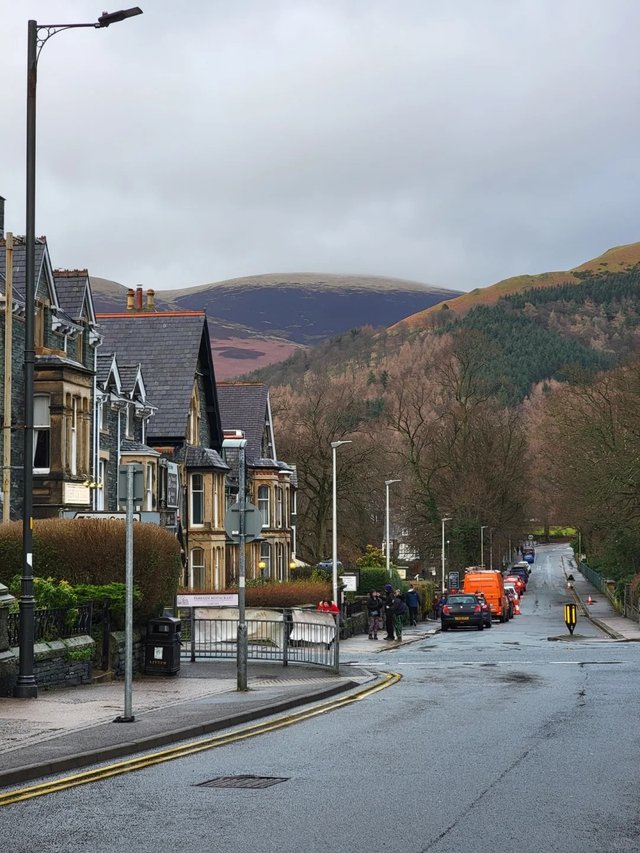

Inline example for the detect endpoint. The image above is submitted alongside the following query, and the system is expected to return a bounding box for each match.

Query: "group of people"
[366,584,420,642]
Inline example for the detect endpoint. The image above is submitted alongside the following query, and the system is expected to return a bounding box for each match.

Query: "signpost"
[448,571,460,592]
[564,602,577,635]
[224,501,262,542]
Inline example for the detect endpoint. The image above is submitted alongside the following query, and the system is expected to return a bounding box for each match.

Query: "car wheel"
[441,625,448,632]
[477,623,484,631]
[499,614,506,623]
[486,619,492,628]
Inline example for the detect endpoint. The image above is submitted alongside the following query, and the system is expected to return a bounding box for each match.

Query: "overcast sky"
[1,1,639,293]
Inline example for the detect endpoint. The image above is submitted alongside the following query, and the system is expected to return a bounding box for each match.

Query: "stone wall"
[109,629,145,677]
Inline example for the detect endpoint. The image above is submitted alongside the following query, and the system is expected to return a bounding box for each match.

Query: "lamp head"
[97,7,143,27]
[385,478,401,487]
[331,439,353,450]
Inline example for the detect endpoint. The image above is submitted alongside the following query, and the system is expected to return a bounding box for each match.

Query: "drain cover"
[198,775,289,789]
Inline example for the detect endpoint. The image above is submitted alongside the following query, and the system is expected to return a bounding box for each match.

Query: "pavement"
[0,623,438,789]
[1,560,638,790]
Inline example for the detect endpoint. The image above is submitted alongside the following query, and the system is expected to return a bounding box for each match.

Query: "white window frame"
[260,541,271,578]
[190,473,204,526]
[145,464,153,511]
[190,547,205,589]
[96,460,106,511]
[258,485,270,528]
[70,397,78,476]
[276,486,283,529]
[33,394,51,474]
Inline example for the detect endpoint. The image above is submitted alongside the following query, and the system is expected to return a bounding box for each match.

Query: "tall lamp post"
[441,517,452,594]
[331,440,352,605]
[384,479,401,577]
[15,7,143,700]
[480,525,488,568]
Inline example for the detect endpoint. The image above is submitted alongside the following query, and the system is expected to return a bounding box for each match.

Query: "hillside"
[392,241,640,329]
[90,272,459,378]
[255,252,640,403]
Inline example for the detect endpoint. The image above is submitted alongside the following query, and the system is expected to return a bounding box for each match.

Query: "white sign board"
[74,511,141,521]
[176,593,239,608]
[340,573,358,592]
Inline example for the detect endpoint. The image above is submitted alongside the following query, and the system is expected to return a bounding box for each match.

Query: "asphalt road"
[2,543,639,853]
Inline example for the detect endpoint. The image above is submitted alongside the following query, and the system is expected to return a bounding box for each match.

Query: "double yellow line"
[0,671,400,807]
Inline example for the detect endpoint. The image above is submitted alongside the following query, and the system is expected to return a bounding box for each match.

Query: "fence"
[576,560,640,622]
[7,602,93,647]
[177,607,339,671]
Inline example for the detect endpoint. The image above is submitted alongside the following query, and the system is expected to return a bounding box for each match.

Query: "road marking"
[0,671,400,807]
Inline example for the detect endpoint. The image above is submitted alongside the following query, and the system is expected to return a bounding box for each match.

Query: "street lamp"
[384,479,401,577]
[480,525,488,568]
[441,517,452,594]
[16,8,143,700]
[331,440,352,605]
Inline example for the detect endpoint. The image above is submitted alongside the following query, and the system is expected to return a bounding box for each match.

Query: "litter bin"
[144,615,181,675]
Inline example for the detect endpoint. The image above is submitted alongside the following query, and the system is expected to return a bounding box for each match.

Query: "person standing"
[366,590,382,639]
[391,589,408,641]
[383,584,395,640]
[405,584,420,626]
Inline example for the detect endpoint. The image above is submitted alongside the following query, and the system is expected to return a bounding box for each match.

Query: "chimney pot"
[135,286,143,310]
[126,288,135,311]
[146,288,155,311]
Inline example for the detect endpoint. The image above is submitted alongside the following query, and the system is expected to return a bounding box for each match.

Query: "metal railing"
[177,608,339,671]
[7,602,93,647]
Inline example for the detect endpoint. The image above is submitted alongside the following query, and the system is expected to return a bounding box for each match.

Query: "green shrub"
[8,575,78,609]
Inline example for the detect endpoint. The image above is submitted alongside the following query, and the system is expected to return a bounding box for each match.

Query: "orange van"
[463,569,509,622]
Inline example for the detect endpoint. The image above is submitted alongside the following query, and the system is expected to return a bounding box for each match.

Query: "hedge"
[0,519,181,622]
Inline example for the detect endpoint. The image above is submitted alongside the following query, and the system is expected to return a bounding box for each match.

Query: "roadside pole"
[237,440,248,691]
[115,463,142,723]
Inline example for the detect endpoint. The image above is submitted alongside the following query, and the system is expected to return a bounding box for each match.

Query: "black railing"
[7,602,93,647]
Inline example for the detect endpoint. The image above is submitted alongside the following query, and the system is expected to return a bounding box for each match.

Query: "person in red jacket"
[317,598,339,613]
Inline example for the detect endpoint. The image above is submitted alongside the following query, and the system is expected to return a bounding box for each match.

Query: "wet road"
[3,544,639,852]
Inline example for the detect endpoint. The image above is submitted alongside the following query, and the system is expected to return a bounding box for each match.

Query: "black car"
[475,592,493,627]
[441,594,485,631]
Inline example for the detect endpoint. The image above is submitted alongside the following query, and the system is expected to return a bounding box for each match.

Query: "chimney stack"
[0,196,5,239]
[145,288,155,311]
[135,286,143,311]
[126,288,135,311]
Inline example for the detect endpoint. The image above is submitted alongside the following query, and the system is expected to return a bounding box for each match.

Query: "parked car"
[441,594,485,631]
[508,566,529,588]
[504,574,526,597]
[515,559,532,575]
[504,587,518,617]
[474,592,493,628]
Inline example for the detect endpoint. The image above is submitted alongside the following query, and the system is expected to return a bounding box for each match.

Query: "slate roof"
[96,312,223,447]
[53,269,96,325]
[120,439,159,455]
[0,238,49,304]
[96,352,116,386]
[185,446,229,471]
[217,383,271,463]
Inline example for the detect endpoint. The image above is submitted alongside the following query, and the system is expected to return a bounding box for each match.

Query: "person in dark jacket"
[383,584,395,640]
[405,585,420,625]
[391,590,408,640]
[366,590,383,639]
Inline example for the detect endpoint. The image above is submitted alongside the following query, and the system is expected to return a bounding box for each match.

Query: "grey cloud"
[1,0,639,292]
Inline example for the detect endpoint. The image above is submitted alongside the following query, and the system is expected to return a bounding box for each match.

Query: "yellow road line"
[0,671,400,807]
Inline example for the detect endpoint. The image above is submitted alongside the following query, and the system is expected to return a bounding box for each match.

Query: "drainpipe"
[2,233,13,522]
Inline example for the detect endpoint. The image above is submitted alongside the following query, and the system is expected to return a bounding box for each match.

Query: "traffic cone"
[587,594,593,605]
[514,600,521,615]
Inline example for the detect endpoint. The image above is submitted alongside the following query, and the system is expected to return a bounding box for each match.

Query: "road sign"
[528,534,534,540]
[448,571,460,591]
[224,501,262,542]
[564,602,577,634]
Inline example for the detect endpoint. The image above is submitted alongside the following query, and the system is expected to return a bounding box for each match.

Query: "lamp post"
[15,7,143,700]
[480,525,488,568]
[441,517,452,594]
[384,479,401,577]
[331,440,352,605]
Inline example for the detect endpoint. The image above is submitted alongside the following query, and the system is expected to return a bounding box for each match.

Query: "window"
[188,384,200,446]
[145,464,154,511]
[70,398,78,476]
[276,486,283,528]
[125,404,133,439]
[190,473,204,525]
[190,548,205,589]
[33,395,50,472]
[258,485,270,527]
[96,460,106,511]
[213,480,219,528]
[260,541,271,578]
